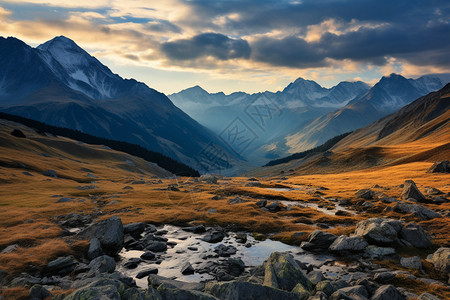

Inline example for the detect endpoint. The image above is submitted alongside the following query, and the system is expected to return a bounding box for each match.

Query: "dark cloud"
[145,20,182,33]
[161,32,250,60]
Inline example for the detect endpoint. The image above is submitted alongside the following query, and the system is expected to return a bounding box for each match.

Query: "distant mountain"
[281,74,446,153]
[0,36,236,173]
[169,78,369,164]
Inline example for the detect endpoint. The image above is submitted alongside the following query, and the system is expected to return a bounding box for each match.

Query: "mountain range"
[0,36,235,173]
[169,74,446,164]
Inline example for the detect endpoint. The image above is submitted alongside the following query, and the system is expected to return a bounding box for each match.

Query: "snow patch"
[70,70,90,84]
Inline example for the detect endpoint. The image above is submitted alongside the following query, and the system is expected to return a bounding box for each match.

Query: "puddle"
[118,225,339,288]
[281,200,355,215]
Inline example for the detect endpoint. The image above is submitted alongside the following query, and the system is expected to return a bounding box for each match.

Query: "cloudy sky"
[0,0,449,94]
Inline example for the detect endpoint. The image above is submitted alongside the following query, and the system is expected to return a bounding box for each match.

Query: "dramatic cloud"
[0,0,449,93]
[161,33,250,61]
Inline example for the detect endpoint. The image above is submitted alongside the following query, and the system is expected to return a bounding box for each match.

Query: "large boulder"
[370,284,405,300]
[429,247,450,274]
[42,255,78,276]
[263,252,313,292]
[400,256,422,270]
[330,285,368,299]
[354,218,400,245]
[328,235,368,254]
[301,230,338,251]
[122,287,162,300]
[392,202,441,220]
[87,237,104,260]
[63,278,125,300]
[78,216,124,256]
[399,223,432,248]
[88,255,116,274]
[206,280,298,300]
[157,284,217,300]
[148,274,205,291]
[427,161,450,173]
[402,180,426,202]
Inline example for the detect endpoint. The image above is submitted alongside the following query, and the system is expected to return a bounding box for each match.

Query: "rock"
[328,235,368,253]
[157,284,217,300]
[291,283,310,300]
[64,278,124,300]
[206,280,298,300]
[301,230,337,250]
[307,270,325,285]
[228,197,245,205]
[316,281,336,297]
[43,255,78,276]
[365,245,396,259]
[203,231,226,243]
[0,268,8,285]
[266,201,281,212]
[355,189,374,199]
[88,237,104,260]
[183,225,206,233]
[56,197,73,203]
[400,256,422,270]
[200,174,219,184]
[136,268,158,279]
[373,272,396,283]
[245,182,262,187]
[263,252,313,292]
[418,293,440,300]
[399,223,432,248]
[424,187,444,196]
[11,129,26,138]
[354,218,399,245]
[140,251,156,260]
[77,185,99,190]
[124,222,146,237]
[227,258,245,277]
[148,274,204,291]
[430,247,450,274]
[402,180,426,202]
[427,161,450,173]
[122,287,162,300]
[255,200,267,208]
[331,285,369,299]
[371,284,405,300]
[78,216,124,256]
[235,233,247,244]
[145,241,167,252]
[214,244,237,257]
[181,262,195,275]
[88,255,116,274]
[393,202,441,220]
[29,284,53,300]
[1,244,18,254]
[42,169,57,178]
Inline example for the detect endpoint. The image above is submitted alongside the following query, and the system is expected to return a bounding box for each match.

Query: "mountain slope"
[253,83,450,176]
[282,74,446,153]
[0,36,236,172]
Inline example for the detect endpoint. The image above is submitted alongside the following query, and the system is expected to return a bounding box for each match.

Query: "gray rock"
[227,258,245,277]
[78,216,124,256]
[266,201,281,212]
[427,161,450,173]
[355,189,374,199]
[64,278,124,300]
[228,197,245,205]
[88,255,116,274]
[158,284,218,300]
[245,182,262,187]
[141,251,156,260]
[400,256,422,270]
[200,174,219,184]
[430,247,450,274]
[331,285,369,299]
[365,245,396,259]
[316,281,337,297]
[399,223,432,248]
[136,268,158,279]
[182,225,206,233]
[181,262,195,275]
[88,237,104,260]
[56,197,73,203]
[301,230,337,250]
[145,241,167,252]
[123,222,146,237]
[307,270,325,285]
[0,268,8,285]
[148,274,204,291]
[424,187,444,196]
[329,235,368,253]
[43,255,78,276]
[373,272,396,283]
[393,202,441,220]
[42,169,57,178]
[1,244,18,254]
[255,200,267,208]
[206,280,298,300]
[263,252,313,291]
[122,287,162,300]
[371,284,405,300]
[402,180,426,202]
[29,284,53,300]
[203,231,226,243]
[418,293,440,300]
[354,218,399,245]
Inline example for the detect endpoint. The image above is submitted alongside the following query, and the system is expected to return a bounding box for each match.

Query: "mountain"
[0,36,237,173]
[253,83,450,176]
[169,78,369,164]
[281,74,446,153]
